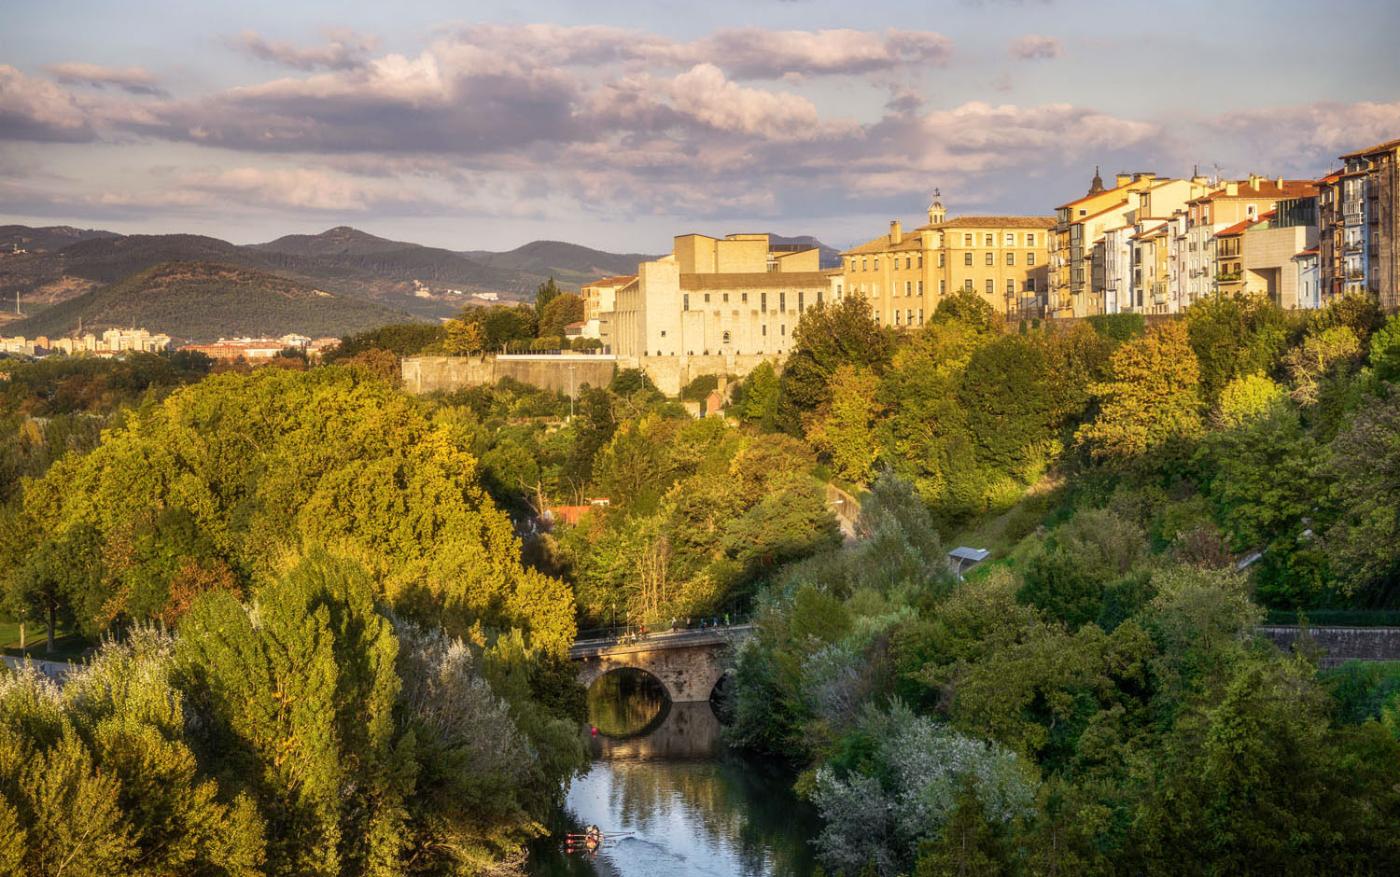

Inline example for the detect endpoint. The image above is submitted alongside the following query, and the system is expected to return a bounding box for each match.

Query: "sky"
[2,0,1399,252]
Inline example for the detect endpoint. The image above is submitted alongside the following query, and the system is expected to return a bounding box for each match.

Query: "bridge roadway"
[570,624,754,703]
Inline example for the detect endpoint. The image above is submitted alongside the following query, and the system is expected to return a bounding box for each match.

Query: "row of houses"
[1050,137,1400,317]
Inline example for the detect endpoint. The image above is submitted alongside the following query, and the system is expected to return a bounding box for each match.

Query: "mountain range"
[0,224,838,341]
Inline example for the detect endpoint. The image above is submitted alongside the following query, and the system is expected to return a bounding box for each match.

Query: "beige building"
[580,275,636,322]
[842,196,1053,324]
[604,233,835,393]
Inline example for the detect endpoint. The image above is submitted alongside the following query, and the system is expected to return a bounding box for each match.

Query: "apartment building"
[842,195,1053,324]
[1241,196,1321,309]
[1333,138,1400,311]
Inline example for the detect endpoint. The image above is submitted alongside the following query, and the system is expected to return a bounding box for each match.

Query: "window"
[894,309,901,326]
[964,233,973,246]
[964,252,973,266]
[906,309,913,325]
[1006,233,1015,246]
[742,292,748,303]
[862,258,868,271]
[940,280,946,294]
[906,256,912,269]
[798,291,805,312]
[985,252,994,266]
[761,292,768,311]
[704,293,710,303]
[1026,278,1036,291]
[722,330,731,344]
[905,281,912,295]
[1026,233,1036,247]
[781,324,786,336]
[918,255,924,268]
[1006,253,1015,266]
[1078,209,1086,217]
[1027,252,1036,266]
[683,294,690,311]
[762,324,767,336]
[985,279,994,293]
[938,252,945,268]
[918,308,923,324]
[660,330,667,337]
[917,280,924,295]
[779,292,786,312]
[985,234,994,246]
[1007,279,1015,294]
[964,279,973,292]
[723,293,729,303]
[817,290,824,305]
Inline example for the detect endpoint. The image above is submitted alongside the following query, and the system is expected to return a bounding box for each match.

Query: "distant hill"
[251,225,418,258]
[769,234,842,269]
[11,261,414,342]
[0,225,119,253]
[461,240,656,288]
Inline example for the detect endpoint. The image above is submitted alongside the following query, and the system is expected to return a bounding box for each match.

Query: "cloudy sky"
[2,0,1398,252]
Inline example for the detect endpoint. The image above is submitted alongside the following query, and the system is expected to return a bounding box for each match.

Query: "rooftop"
[583,274,637,287]
[1340,137,1400,160]
[918,215,1056,230]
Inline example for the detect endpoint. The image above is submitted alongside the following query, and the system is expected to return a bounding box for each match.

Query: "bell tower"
[927,188,946,225]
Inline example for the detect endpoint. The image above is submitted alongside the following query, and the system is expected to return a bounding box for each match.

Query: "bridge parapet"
[571,625,753,703]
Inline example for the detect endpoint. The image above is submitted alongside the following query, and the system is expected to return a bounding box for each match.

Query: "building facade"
[1334,138,1400,311]
[603,232,835,392]
[841,197,1053,323]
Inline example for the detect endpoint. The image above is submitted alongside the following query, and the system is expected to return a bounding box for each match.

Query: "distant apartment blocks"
[0,328,172,358]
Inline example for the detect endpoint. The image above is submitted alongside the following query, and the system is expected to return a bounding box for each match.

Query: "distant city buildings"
[178,335,340,362]
[0,328,172,357]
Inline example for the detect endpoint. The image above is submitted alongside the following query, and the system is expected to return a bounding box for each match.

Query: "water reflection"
[530,677,820,877]
[588,669,669,738]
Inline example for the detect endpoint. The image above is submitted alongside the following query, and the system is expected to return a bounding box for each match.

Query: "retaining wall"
[1256,626,1400,668]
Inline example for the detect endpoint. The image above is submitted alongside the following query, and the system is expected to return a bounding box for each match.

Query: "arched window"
[722,330,732,344]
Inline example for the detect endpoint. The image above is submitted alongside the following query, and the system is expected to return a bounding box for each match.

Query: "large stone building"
[603,232,837,393]
[841,195,1053,323]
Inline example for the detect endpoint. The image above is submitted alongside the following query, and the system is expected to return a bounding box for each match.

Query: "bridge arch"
[572,628,749,704]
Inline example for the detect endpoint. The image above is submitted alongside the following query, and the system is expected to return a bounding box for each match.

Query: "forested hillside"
[11,261,414,341]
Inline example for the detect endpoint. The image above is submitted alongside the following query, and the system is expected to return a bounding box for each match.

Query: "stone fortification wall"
[1257,626,1400,668]
[401,355,618,395]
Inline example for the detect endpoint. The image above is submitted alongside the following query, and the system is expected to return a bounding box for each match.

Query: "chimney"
[1226,181,1239,197]
[889,219,903,245]
[1276,176,1284,189]
[1248,173,1262,190]
[1115,173,1133,188]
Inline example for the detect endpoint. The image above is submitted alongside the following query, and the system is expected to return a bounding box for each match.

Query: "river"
[528,669,822,877]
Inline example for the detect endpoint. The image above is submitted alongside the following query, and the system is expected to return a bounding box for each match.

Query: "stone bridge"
[570,625,753,703]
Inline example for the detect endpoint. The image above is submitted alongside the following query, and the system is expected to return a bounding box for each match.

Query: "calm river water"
[527,670,821,877]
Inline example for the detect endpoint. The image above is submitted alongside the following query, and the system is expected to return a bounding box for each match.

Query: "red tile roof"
[583,274,637,288]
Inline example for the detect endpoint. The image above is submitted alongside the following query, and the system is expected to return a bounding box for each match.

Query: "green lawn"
[0,619,90,662]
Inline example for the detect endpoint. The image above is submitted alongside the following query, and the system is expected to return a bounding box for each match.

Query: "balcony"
[1216,271,1242,282]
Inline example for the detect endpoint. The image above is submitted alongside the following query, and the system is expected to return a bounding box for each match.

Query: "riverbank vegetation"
[721,291,1400,874]
[2,287,1399,873]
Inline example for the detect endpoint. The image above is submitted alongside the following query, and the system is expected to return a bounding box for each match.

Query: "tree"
[733,360,781,431]
[807,365,882,483]
[538,293,585,339]
[1325,391,1400,600]
[933,289,1002,334]
[1282,324,1362,406]
[439,316,485,355]
[779,297,894,431]
[1075,321,1203,465]
[1213,373,1287,428]
[957,335,1054,476]
[534,276,562,319]
[1184,295,1290,407]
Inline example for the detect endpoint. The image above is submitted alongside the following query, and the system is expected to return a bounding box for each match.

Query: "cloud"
[1206,100,1400,171]
[231,28,379,71]
[45,62,168,97]
[0,65,95,142]
[1010,35,1062,60]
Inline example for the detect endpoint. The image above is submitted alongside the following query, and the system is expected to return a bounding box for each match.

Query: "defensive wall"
[402,352,776,397]
[1256,626,1400,669]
